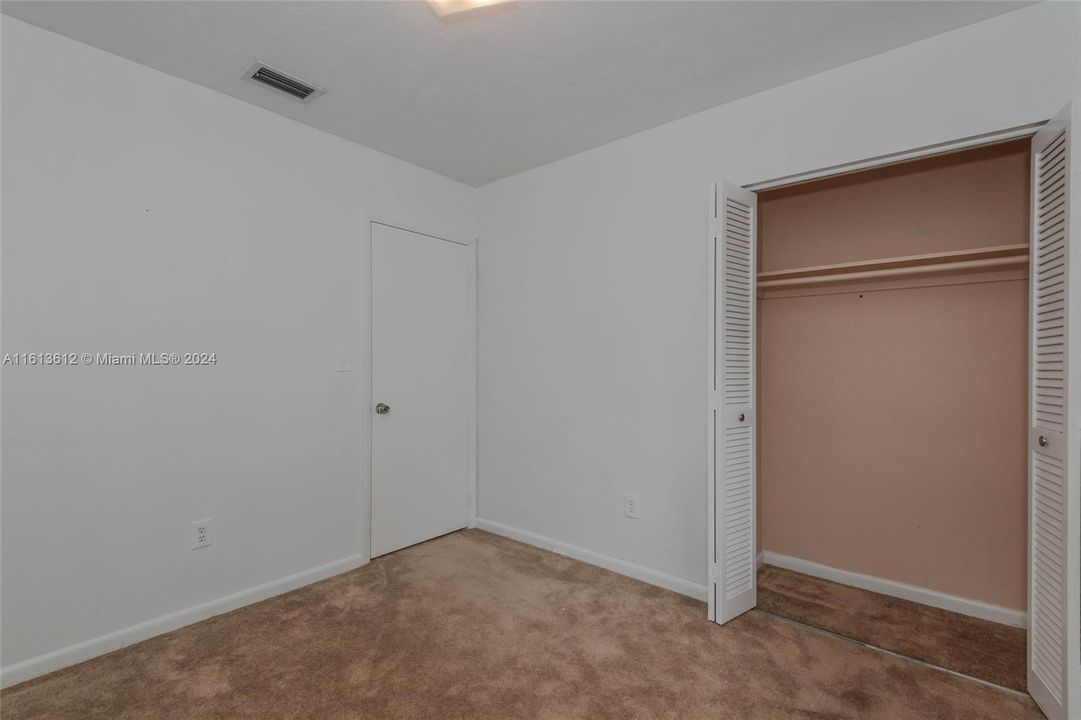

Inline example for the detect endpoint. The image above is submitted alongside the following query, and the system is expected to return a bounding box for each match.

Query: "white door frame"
[743,121,1045,193]
[365,220,478,564]
[708,119,1047,622]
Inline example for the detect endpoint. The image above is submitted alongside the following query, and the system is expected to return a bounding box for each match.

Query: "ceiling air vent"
[244,62,324,103]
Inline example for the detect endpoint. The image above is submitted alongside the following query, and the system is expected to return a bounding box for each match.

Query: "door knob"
[738,412,746,422]
[376,403,391,415]
[1039,435,1048,448]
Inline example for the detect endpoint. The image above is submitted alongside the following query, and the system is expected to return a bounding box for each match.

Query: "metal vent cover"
[244,62,324,103]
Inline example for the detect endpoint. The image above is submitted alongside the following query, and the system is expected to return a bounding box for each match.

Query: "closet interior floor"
[756,565,1027,691]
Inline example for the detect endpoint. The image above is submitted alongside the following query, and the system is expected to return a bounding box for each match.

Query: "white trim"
[466,237,478,529]
[706,183,718,621]
[745,121,1045,193]
[367,221,478,561]
[476,518,708,601]
[0,553,366,689]
[364,220,375,562]
[370,219,472,247]
[761,551,1027,629]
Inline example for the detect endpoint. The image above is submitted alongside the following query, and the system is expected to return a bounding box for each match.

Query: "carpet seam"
[753,609,1031,700]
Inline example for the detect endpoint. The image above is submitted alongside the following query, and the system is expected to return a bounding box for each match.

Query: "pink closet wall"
[757,140,1030,610]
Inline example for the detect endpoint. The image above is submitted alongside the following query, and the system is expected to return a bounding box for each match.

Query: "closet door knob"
[376,403,391,415]
[738,412,746,422]
[1038,435,1048,448]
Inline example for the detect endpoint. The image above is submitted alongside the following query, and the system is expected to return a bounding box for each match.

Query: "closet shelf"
[756,244,1029,289]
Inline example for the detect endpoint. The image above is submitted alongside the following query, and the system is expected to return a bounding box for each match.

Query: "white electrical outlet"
[624,494,639,519]
[191,519,211,550]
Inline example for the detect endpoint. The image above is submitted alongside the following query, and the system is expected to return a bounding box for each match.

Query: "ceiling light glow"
[427,0,511,18]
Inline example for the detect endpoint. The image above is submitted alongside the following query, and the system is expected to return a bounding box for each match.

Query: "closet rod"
[757,244,1028,289]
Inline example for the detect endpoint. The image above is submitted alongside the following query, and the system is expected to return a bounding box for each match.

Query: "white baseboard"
[0,553,367,689]
[476,518,708,601]
[761,551,1027,629]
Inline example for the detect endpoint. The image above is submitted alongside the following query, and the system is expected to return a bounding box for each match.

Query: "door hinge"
[709,563,720,584]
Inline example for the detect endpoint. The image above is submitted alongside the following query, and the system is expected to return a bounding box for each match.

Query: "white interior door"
[1024,99,1076,717]
[371,222,472,558]
[709,182,758,624]
[1029,101,1081,720]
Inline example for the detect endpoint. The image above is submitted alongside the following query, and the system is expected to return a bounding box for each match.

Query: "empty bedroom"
[2,1,1080,718]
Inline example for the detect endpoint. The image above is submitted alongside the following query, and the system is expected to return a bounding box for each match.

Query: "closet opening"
[752,138,1031,691]
[709,101,1079,720]
[709,137,1038,693]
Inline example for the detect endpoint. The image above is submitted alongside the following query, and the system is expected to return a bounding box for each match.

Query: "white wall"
[0,17,476,682]
[476,3,1081,592]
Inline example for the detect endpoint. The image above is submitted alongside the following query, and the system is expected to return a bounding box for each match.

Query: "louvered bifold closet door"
[711,182,757,624]
[1029,101,1080,720]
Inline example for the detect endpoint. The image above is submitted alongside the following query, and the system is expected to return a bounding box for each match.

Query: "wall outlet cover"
[191,519,211,550]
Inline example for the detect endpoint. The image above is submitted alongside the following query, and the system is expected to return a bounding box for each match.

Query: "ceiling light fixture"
[427,0,512,18]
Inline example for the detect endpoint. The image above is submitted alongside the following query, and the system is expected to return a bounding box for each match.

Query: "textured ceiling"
[2,1,1030,186]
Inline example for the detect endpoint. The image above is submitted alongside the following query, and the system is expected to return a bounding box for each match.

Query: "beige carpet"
[757,564,1028,692]
[2,530,1040,720]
